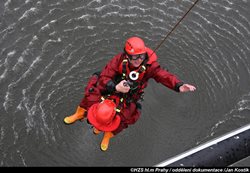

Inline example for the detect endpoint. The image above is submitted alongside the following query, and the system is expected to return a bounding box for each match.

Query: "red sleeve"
[97,53,123,93]
[149,61,184,92]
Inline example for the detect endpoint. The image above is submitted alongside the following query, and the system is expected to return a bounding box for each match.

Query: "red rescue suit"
[80,47,183,135]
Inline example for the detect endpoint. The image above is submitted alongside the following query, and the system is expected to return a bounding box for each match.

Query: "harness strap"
[122,59,128,80]
[121,59,147,81]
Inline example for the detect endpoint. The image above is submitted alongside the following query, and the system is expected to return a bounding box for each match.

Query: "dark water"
[0,0,250,166]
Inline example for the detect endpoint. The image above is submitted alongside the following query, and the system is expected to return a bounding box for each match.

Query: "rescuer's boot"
[64,106,86,124]
[100,132,114,151]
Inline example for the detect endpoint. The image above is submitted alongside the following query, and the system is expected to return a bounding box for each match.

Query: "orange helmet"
[124,37,146,55]
[87,100,121,132]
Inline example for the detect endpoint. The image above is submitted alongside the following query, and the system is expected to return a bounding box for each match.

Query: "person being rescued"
[63,36,196,151]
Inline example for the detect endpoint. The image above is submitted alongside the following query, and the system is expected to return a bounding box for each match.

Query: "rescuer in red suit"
[64,37,196,151]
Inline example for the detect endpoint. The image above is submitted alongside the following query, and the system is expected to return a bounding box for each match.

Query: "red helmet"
[124,37,146,55]
[87,99,121,132]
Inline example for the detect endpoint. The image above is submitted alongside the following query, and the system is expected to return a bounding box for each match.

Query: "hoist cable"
[150,0,200,57]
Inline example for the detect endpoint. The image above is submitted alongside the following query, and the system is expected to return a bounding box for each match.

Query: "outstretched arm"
[150,62,183,92]
[150,62,196,92]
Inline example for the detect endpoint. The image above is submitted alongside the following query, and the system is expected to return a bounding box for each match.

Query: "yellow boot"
[100,132,114,151]
[64,106,86,124]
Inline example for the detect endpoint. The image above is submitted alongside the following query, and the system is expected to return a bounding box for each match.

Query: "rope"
[150,0,200,57]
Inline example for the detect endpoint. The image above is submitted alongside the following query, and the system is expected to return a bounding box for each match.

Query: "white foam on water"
[19,7,39,21]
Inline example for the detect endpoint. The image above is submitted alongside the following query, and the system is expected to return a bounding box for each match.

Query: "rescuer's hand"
[115,80,130,93]
[179,84,196,92]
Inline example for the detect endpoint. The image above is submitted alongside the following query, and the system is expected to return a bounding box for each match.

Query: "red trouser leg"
[112,102,141,135]
[112,122,129,135]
